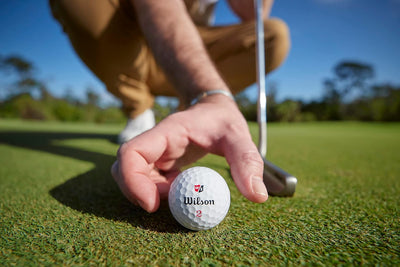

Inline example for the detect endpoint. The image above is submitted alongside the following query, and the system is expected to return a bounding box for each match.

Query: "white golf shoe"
[118,109,156,144]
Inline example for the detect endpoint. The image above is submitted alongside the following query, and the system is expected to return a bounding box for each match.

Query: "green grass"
[1,119,399,266]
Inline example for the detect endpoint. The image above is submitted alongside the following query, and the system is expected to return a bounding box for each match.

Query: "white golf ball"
[168,166,230,231]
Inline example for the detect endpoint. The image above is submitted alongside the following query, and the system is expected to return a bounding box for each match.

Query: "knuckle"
[116,142,129,159]
[242,150,263,164]
[226,121,250,140]
[241,151,263,171]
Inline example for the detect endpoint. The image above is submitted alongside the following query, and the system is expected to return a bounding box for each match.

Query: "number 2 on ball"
[196,210,202,217]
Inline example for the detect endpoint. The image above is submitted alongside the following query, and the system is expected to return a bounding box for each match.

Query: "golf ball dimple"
[168,167,231,231]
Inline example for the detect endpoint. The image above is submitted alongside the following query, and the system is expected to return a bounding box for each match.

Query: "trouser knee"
[264,18,291,72]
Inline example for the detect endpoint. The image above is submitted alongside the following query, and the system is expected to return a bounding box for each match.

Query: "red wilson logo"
[194,185,204,193]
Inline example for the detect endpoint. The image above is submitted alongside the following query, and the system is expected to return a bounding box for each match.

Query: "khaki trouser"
[50,0,290,118]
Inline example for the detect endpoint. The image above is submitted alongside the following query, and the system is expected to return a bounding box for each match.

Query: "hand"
[111,94,268,212]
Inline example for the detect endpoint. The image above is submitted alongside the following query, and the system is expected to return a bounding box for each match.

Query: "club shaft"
[254,0,297,197]
[255,0,267,158]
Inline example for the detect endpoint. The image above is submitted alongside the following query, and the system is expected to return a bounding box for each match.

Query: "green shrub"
[51,100,83,122]
[95,107,125,123]
[0,93,52,120]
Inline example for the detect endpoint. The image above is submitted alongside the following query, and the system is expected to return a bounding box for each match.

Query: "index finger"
[114,129,169,212]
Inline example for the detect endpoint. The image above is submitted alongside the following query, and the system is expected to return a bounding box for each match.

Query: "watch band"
[190,90,234,106]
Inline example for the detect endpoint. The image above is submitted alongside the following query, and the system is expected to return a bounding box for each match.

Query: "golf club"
[254,0,297,196]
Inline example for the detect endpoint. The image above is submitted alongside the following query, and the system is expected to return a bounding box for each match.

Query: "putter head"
[263,158,297,197]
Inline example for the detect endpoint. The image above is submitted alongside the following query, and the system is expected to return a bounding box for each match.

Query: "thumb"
[223,137,268,203]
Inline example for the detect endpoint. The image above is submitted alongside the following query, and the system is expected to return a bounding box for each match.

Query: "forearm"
[131,0,229,105]
[227,0,274,21]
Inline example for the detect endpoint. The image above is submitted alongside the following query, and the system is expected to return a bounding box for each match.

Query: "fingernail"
[252,176,268,196]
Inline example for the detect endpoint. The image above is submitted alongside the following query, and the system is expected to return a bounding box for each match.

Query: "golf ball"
[168,167,230,231]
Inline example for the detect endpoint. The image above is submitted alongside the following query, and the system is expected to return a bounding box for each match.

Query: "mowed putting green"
[0,119,399,265]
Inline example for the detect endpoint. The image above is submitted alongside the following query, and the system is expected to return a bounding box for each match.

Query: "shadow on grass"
[0,130,184,233]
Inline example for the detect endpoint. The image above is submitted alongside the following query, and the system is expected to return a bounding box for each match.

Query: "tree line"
[237,61,400,122]
[1,54,399,123]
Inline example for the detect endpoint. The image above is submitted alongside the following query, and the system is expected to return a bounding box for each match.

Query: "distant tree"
[62,87,82,105]
[276,99,301,122]
[369,84,400,121]
[86,87,100,106]
[370,83,394,98]
[0,54,127,123]
[266,81,279,122]
[320,60,375,120]
[235,95,264,122]
[325,61,374,100]
[235,91,257,121]
[0,54,50,99]
[322,79,343,120]
[235,81,279,122]
[0,55,33,77]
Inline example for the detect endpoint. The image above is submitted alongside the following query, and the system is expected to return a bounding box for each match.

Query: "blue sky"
[0,0,399,105]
